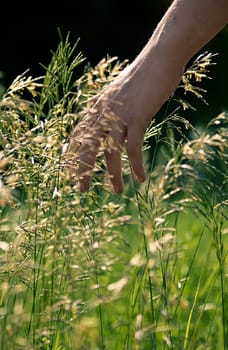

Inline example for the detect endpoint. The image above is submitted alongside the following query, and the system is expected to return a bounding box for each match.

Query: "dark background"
[0,2,227,125]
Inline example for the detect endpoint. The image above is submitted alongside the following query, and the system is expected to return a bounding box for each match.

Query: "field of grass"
[0,34,227,350]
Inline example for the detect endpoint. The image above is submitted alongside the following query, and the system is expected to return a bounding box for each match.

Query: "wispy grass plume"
[0,33,227,350]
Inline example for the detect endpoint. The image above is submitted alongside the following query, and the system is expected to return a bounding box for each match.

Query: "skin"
[66,0,228,194]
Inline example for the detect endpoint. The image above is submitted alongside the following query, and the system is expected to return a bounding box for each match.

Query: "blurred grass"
[0,33,227,350]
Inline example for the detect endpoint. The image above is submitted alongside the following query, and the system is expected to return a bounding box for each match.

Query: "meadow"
[0,33,227,350]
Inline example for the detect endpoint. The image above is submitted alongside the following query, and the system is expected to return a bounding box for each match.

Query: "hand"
[65,52,184,193]
[65,71,148,194]
[65,0,227,194]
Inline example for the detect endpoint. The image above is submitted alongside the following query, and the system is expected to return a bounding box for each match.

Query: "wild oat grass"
[0,33,227,350]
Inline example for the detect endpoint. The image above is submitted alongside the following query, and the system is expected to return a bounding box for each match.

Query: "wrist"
[126,46,184,124]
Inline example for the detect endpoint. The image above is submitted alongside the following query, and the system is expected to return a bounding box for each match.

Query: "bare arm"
[66,0,228,193]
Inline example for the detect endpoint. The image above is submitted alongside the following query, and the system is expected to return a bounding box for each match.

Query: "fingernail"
[79,181,89,192]
[113,185,123,194]
[138,175,146,183]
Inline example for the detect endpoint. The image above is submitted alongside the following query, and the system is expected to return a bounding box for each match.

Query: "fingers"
[78,138,100,192]
[77,110,120,191]
[127,127,146,183]
[65,94,146,193]
[65,108,101,191]
[66,102,115,191]
[67,117,106,192]
[66,119,146,193]
[104,123,146,193]
[105,149,123,193]
[104,125,127,194]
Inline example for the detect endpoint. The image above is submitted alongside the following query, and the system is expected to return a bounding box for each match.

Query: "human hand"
[65,52,183,193]
[65,0,228,194]
[65,73,148,194]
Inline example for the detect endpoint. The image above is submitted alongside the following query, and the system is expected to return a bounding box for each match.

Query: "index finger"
[77,135,100,192]
[65,117,103,192]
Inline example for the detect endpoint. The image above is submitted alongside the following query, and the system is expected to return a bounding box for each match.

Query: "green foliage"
[0,33,227,350]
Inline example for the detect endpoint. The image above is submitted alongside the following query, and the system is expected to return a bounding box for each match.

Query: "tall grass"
[0,33,227,350]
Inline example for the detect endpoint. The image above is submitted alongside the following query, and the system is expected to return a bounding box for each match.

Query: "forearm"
[142,0,228,65]
[118,0,228,126]
[68,0,228,193]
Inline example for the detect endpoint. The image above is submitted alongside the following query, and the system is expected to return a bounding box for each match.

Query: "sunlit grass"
[0,32,227,350]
